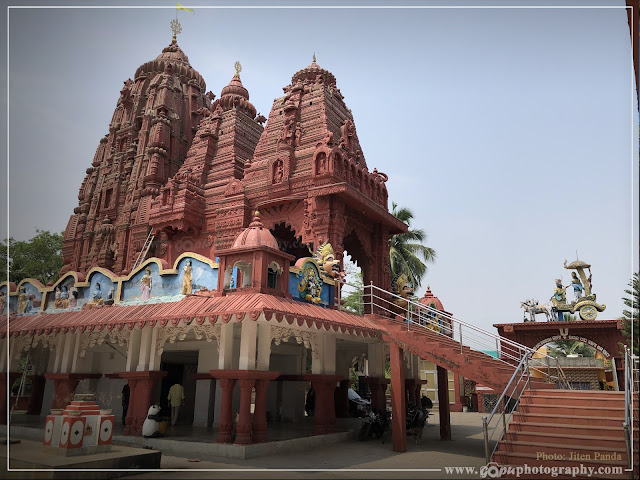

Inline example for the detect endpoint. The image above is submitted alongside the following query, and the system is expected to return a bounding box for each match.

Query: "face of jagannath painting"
[314,242,342,278]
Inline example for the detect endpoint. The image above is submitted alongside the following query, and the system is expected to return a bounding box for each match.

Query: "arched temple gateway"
[2,31,634,461]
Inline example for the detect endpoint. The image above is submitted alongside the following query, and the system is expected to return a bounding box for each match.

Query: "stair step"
[520,394,625,408]
[496,440,627,462]
[505,430,626,448]
[520,404,624,418]
[512,412,625,427]
[528,389,625,397]
[509,420,625,438]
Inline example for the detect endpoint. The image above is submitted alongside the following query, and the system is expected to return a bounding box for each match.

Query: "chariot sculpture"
[551,259,606,321]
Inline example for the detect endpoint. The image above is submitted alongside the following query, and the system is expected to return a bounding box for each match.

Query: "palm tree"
[620,272,639,355]
[389,202,436,288]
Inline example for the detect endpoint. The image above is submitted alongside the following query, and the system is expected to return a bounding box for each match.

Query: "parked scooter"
[358,407,391,443]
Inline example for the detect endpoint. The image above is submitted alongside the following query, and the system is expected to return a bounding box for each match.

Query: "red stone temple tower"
[61,37,210,276]
[62,36,405,290]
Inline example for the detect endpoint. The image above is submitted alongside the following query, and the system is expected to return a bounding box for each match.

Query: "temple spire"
[234,61,242,78]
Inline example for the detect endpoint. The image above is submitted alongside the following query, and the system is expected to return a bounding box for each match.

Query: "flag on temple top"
[176,3,194,13]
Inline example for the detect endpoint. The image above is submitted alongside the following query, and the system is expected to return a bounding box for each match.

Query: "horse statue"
[520,299,554,322]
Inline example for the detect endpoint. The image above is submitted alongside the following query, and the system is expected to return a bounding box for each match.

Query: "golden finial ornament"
[170,18,182,43]
[312,52,316,64]
[234,61,242,77]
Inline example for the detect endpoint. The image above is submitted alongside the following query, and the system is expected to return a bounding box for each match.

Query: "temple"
[2,30,636,471]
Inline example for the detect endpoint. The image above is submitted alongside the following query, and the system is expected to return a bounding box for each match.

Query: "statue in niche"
[69,287,78,308]
[181,260,193,295]
[60,286,70,309]
[273,160,284,184]
[88,282,104,306]
[104,288,115,306]
[17,287,27,313]
[316,152,328,174]
[54,286,63,309]
[140,267,152,301]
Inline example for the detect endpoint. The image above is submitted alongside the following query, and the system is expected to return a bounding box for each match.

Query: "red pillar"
[234,378,256,445]
[437,365,451,440]
[44,373,82,409]
[252,379,270,443]
[334,380,350,418]
[216,377,236,443]
[303,374,342,435]
[364,378,380,410]
[390,342,407,452]
[26,374,46,415]
[119,371,167,436]
[451,373,463,412]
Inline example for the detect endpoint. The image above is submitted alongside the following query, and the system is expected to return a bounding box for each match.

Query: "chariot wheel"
[579,305,597,321]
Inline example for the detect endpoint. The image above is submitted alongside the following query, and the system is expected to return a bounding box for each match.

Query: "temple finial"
[312,52,316,64]
[234,61,242,77]
[170,18,182,43]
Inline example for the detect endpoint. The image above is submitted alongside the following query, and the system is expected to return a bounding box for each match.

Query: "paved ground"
[4,412,489,479]
[126,412,488,479]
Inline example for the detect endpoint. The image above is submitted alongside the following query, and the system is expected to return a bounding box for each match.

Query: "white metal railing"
[337,279,572,463]
[623,346,639,477]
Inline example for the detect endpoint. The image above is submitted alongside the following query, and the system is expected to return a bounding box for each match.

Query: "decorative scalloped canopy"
[231,212,279,251]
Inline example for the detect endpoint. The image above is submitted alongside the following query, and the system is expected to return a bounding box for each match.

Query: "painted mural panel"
[289,260,334,307]
[120,257,218,305]
[47,275,85,312]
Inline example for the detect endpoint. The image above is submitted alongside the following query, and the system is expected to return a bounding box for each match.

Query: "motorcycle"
[358,407,391,443]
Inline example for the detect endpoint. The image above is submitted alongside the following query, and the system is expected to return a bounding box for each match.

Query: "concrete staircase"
[493,390,637,479]
[376,315,557,393]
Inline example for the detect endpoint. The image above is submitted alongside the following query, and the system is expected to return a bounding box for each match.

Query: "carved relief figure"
[181,260,193,295]
[273,160,284,184]
[313,241,343,279]
[140,267,152,301]
[104,288,115,306]
[340,120,356,152]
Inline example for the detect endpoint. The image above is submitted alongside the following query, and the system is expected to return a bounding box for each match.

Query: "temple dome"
[155,40,191,66]
[221,74,250,100]
[231,212,279,250]
[291,60,336,88]
[212,72,256,118]
[419,286,444,311]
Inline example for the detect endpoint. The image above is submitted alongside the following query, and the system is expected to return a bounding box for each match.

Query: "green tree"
[547,340,595,358]
[389,202,436,288]
[620,272,639,356]
[1,230,63,285]
[342,265,364,315]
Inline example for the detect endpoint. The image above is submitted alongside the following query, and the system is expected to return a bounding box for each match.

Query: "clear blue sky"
[1,0,637,333]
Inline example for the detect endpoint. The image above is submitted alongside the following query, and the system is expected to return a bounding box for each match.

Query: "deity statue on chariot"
[521,258,606,322]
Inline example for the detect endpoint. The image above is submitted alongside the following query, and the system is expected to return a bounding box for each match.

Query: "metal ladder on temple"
[132,231,155,271]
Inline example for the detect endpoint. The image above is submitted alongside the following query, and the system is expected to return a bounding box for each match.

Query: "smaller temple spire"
[234,61,242,78]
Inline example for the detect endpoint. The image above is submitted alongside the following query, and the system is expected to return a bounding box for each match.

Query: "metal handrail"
[483,352,532,463]
[623,346,639,477]
[360,283,569,383]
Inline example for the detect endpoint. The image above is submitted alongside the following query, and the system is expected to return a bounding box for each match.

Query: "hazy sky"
[1,0,638,334]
